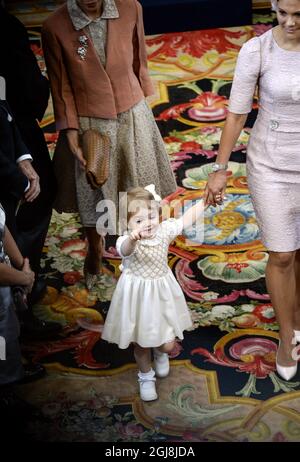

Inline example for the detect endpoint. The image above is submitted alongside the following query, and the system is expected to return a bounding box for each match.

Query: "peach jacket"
[41,0,154,130]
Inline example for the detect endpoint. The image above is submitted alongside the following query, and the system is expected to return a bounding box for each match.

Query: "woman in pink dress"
[204,0,300,380]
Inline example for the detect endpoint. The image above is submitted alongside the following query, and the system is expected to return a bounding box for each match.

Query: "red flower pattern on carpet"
[146,29,248,60]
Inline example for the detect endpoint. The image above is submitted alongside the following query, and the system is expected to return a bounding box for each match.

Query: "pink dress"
[229,28,300,252]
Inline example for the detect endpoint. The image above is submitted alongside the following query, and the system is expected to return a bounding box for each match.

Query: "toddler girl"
[102,185,204,401]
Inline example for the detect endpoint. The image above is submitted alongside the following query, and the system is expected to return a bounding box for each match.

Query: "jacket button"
[270,120,279,130]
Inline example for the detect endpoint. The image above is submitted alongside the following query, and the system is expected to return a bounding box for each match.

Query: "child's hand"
[129,230,142,241]
[22,257,35,292]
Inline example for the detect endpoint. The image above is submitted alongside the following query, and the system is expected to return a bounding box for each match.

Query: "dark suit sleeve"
[0,102,29,198]
[0,147,28,199]
[0,101,31,159]
[11,117,31,159]
[0,9,49,121]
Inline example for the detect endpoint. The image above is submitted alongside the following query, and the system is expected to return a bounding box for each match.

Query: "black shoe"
[0,385,40,412]
[17,363,46,384]
[20,313,62,340]
[0,386,43,440]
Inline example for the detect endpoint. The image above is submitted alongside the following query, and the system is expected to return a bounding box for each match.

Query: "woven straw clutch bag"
[82,129,110,190]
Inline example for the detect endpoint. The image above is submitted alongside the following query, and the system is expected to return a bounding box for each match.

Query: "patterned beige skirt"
[53,99,177,231]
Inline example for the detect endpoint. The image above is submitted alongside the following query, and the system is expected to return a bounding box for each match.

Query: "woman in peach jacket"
[42,0,177,289]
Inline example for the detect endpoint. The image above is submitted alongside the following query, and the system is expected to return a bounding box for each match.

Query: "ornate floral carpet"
[11,4,300,442]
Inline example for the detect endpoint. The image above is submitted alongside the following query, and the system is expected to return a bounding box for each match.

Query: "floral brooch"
[77,35,88,60]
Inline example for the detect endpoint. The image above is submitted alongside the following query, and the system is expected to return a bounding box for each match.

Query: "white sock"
[138,368,155,380]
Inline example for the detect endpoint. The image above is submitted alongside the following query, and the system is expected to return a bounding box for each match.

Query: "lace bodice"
[116,218,183,279]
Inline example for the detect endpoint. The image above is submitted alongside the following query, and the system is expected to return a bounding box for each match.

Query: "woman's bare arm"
[216,112,248,164]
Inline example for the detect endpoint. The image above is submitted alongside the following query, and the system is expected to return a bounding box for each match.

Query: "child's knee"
[159,340,175,354]
[134,344,150,356]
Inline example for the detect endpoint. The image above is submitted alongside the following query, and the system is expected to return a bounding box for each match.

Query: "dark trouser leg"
[16,212,51,276]
[14,121,59,329]
[15,119,56,275]
[0,197,18,239]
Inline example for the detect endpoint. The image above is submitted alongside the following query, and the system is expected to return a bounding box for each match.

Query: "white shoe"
[276,340,298,381]
[294,330,300,343]
[153,348,170,378]
[138,370,158,401]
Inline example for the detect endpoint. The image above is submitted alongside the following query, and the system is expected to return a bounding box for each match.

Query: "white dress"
[101,218,193,349]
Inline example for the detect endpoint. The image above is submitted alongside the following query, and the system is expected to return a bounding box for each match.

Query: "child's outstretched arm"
[120,230,142,257]
[181,199,205,230]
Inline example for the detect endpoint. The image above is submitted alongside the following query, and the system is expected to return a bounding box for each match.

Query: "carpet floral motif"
[12,5,300,442]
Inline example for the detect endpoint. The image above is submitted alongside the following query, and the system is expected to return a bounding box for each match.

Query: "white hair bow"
[271,0,277,11]
[144,184,162,202]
